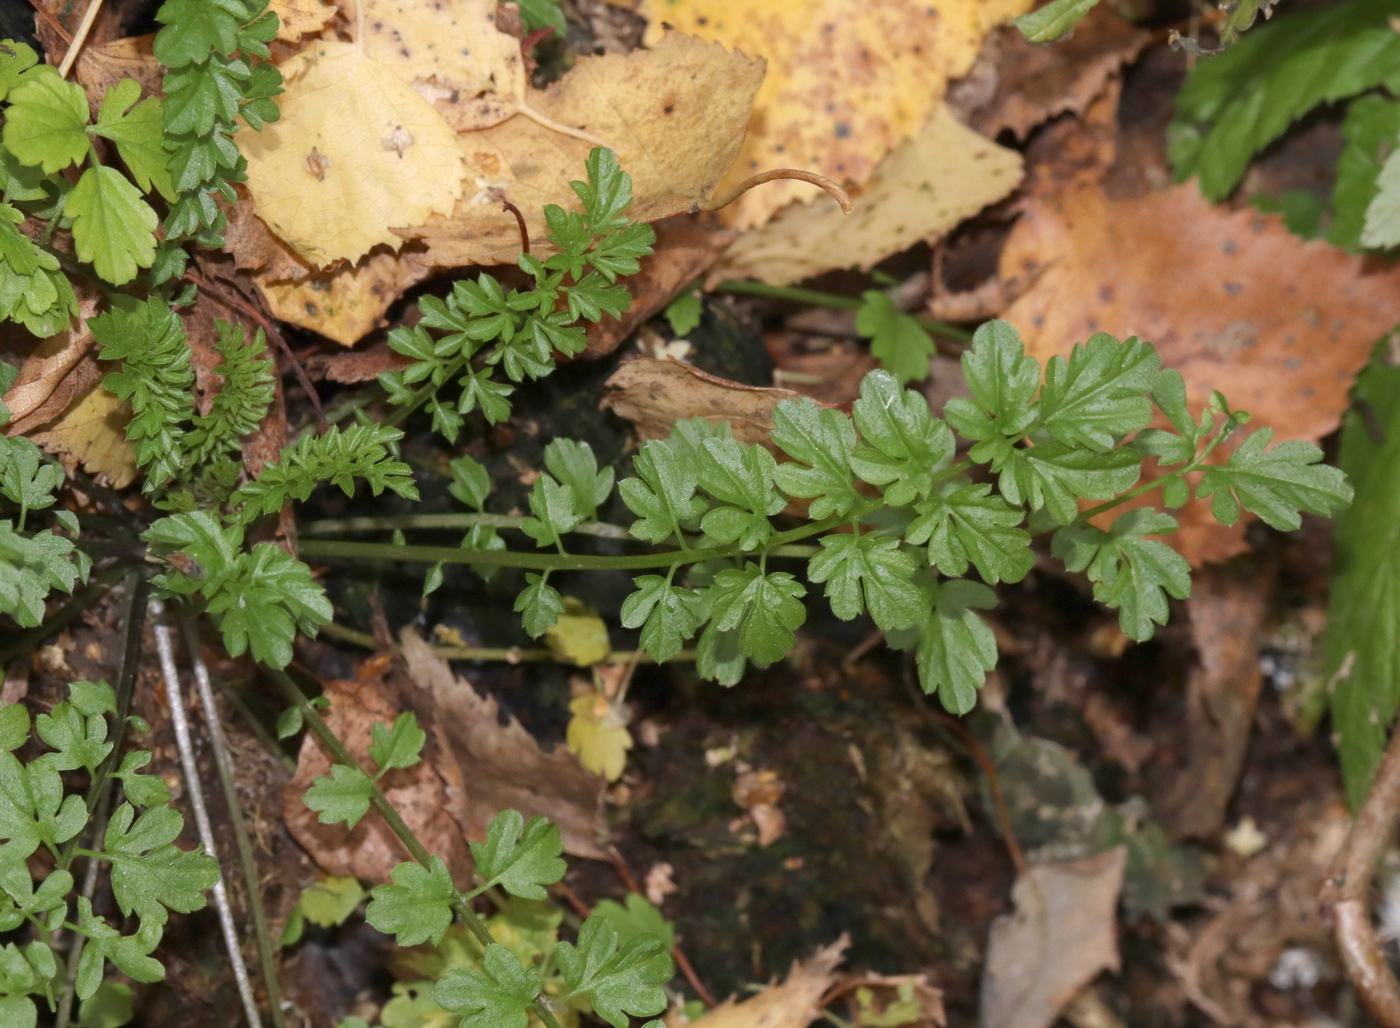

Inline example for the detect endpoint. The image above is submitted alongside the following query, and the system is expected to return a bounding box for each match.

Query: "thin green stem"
[317,620,698,663]
[1079,420,1243,522]
[712,279,973,341]
[264,669,566,1028]
[302,513,634,540]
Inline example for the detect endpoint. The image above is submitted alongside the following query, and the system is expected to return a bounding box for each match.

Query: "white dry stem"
[58,0,104,78]
[150,599,263,1028]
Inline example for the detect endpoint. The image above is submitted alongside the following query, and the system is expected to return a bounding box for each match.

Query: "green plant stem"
[712,279,973,341]
[300,511,848,572]
[317,619,697,663]
[303,513,635,539]
[1079,420,1242,521]
[264,669,567,1028]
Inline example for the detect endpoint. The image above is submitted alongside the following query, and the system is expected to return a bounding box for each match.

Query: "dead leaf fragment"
[981,847,1127,1028]
[640,0,1033,229]
[601,358,828,446]
[268,0,338,40]
[397,629,610,859]
[28,384,136,488]
[241,41,466,266]
[672,936,849,1028]
[258,250,431,347]
[399,32,763,267]
[713,104,1023,286]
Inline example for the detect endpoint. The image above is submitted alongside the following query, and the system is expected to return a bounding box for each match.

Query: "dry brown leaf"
[981,847,1127,1028]
[670,936,849,1028]
[396,629,610,860]
[361,0,523,131]
[398,31,763,267]
[68,34,162,107]
[584,216,733,357]
[306,341,412,383]
[963,8,1150,141]
[223,186,318,281]
[601,358,828,446]
[241,40,466,266]
[3,291,100,436]
[712,103,1023,286]
[28,383,136,488]
[285,671,474,883]
[639,0,1032,229]
[999,181,1400,564]
[268,0,338,40]
[258,250,432,346]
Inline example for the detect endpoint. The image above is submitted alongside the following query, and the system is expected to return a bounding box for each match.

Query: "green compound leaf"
[1198,428,1353,531]
[1012,0,1102,41]
[591,894,675,949]
[1168,0,1400,201]
[515,572,564,638]
[708,563,807,667]
[0,436,63,515]
[696,436,784,551]
[576,146,635,234]
[770,398,858,519]
[0,705,28,751]
[807,533,922,631]
[303,764,374,829]
[67,165,158,286]
[102,803,219,921]
[998,442,1142,526]
[907,481,1035,585]
[369,712,426,773]
[448,454,491,511]
[0,750,87,856]
[944,320,1040,442]
[1052,509,1191,641]
[2,66,90,173]
[556,915,672,1028]
[34,702,111,773]
[621,575,703,663]
[850,369,954,507]
[73,898,164,1001]
[434,943,539,1028]
[544,438,614,521]
[856,290,935,384]
[112,751,171,809]
[664,290,702,337]
[91,79,175,200]
[619,439,705,544]
[152,0,249,66]
[696,619,746,686]
[204,543,333,668]
[470,809,567,900]
[518,0,567,35]
[68,680,115,717]
[1037,334,1159,452]
[906,578,999,715]
[0,522,90,628]
[366,856,456,946]
[1327,354,1400,805]
[520,474,583,548]
[1330,94,1400,250]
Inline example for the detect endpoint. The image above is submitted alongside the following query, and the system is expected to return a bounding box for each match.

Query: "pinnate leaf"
[1198,428,1353,531]
[807,533,922,631]
[911,579,999,715]
[907,481,1034,585]
[708,563,806,666]
[850,369,954,506]
[944,320,1039,441]
[470,809,566,900]
[102,803,218,920]
[544,439,614,521]
[366,856,456,946]
[620,440,704,544]
[770,399,858,519]
[516,573,564,637]
[1038,334,1158,451]
[434,943,539,1028]
[303,764,374,828]
[621,575,703,663]
[368,712,425,772]
[556,915,672,1028]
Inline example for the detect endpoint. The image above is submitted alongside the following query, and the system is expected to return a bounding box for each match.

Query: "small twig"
[150,600,264,1028]
[182,616,287,1028]
[26,0,73,43]
[701,169,853,215]
[187,270,327,433]
[57,0,103,78]
[1321,716,1400,1027]
[501,198,530,255]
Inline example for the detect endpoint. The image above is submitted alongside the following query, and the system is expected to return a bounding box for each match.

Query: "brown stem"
[501,199,530,255]
[1321,717,1400,1027]
[701,169,854,215]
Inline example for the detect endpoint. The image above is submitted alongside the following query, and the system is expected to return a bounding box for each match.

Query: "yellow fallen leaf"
[361,0,524,131]
[399,31,763,267]
[258,250,431,347]
[669,937,849,1028]
[712,104,1023,285]
[29,384,137,489]
[268,0,337,41]
[544,600,612,667]
[567,693,633,782]
[240,40,466,267]
[640,0,1033,229]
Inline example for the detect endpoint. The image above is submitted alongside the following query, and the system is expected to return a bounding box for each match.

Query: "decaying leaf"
[672,935,850,1028]
[981,847,1127,1028]
[67,34,162,107]
[398,31,764,267]
[639,0,1032,229]
[285,670,474,883]
[241,40,466,266]
[268,0,338,41]
[3,291,101,436]
[360,0,524,132]
[566,692,633,782]
[397,629,610,859]
[601,358,829,446]
[259,250,432,347]
[28,383,136,488]
[713,103,1023,286]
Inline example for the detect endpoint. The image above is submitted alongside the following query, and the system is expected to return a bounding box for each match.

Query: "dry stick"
[1321,714,1400,1027]
[181,616,288,1028]
[149,600,265,1028]
[501,198,530,255]
[700,169,853,216]
[57,0,102,77]
[186,270,328,433]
